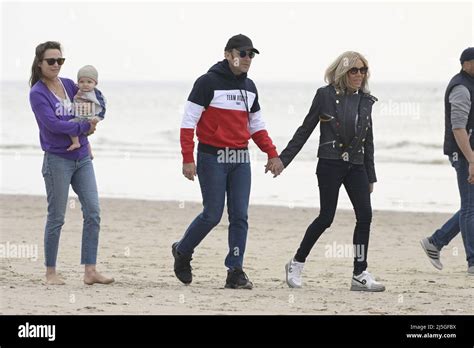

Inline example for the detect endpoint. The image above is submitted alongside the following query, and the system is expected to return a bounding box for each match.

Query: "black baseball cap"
[224,34,260,54]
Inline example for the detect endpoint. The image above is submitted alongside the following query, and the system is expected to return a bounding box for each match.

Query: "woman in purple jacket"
[29,41,114,285]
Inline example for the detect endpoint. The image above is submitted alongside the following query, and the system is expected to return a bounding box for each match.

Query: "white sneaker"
[468,266,474,276]
[350,271,386,292]
[285,258,304,288]
[420,237,443,270]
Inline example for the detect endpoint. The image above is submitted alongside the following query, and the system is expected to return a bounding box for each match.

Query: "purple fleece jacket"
[29,77,91,160]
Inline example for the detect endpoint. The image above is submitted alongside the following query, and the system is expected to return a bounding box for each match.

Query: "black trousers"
[294,158,372,275]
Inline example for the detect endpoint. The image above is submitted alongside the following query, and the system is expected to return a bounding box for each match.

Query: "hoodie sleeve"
[180,74,214,163]
[248,91,278,159]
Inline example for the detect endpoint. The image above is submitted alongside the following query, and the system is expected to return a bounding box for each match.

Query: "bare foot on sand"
[84,270,114,285]
[45,272,66,285]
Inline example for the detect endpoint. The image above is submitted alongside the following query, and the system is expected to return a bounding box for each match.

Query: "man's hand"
[183,162,196,181]
[369,183,374,193]
[265,157,285,178]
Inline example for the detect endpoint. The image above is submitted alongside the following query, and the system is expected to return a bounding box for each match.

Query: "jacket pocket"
[319,113,335,122]
[210,124,220,138]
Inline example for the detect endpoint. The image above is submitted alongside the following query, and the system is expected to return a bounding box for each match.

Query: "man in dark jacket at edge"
[421,47,474,276]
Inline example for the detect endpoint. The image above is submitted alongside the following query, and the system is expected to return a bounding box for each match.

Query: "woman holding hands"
[268,51,385,292]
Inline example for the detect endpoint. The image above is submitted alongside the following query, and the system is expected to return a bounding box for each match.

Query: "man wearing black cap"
[421,47,474,276]
[173,34,281,288]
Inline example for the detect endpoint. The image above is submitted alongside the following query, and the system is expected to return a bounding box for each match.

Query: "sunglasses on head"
[234,49,256,59]
[43,58,66,66]
[348,67,368,75]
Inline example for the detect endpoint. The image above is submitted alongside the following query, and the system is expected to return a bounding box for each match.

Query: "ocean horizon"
[1,80,460,213]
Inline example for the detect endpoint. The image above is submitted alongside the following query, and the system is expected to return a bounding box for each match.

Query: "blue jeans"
[42,152,101,267]
[176,151,251,270]
[431,156,474,267]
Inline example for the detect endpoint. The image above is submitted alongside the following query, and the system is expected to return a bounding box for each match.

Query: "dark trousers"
[294,158,372,275]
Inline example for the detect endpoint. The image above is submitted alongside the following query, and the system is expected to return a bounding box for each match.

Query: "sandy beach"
[0,194,472,315]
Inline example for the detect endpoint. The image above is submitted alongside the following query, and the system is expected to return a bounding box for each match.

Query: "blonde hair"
[324,51,370,94]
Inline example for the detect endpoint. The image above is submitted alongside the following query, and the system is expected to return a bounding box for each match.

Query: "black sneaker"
[225,268,253,289]
[171,242,192,285]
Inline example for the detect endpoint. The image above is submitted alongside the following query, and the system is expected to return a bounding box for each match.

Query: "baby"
[68,65,106,159]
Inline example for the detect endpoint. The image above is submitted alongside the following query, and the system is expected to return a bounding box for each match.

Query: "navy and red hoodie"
[180,60,278,163]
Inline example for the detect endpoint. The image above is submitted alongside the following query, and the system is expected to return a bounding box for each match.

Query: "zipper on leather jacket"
[320,140,336,148]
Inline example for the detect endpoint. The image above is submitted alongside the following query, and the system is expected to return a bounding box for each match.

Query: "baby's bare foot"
[45,273,65,285]
[84,270,114,285]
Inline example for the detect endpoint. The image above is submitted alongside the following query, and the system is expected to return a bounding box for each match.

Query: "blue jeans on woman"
[176,150,251,270]
[430,156,474,267]
[42,152,101,267]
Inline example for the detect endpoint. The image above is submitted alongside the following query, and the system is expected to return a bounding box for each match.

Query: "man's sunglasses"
[43,58,66,66]
[348,67,368,75]
[234,50,256,59]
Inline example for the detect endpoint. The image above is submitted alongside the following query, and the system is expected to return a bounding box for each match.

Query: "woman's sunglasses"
[235,50,256,59]
[348,67,368,75]
[43,58,66,66]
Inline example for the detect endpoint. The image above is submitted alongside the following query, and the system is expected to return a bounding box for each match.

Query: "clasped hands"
[265,157,285,178]
[182,157,285,181]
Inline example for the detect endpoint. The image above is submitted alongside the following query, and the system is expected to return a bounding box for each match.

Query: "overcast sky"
[1,1,473,82]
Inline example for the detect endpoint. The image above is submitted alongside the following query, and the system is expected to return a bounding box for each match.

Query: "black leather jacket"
[279,84,378,183]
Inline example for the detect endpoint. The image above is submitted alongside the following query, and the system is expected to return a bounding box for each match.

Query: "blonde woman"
[268,51,385,291]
